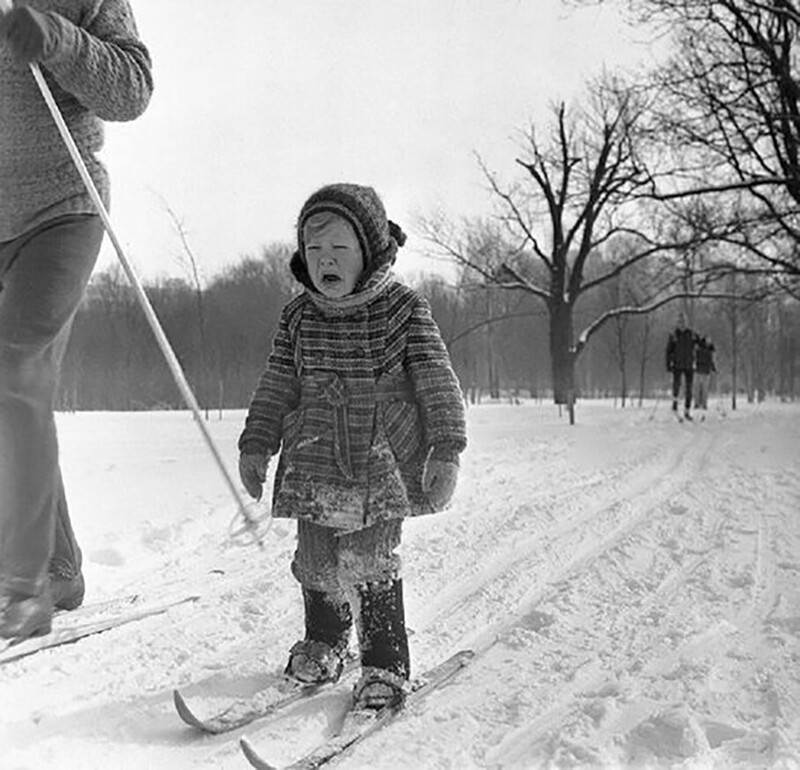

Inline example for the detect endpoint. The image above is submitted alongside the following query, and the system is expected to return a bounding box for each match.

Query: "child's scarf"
[306,264,393,317]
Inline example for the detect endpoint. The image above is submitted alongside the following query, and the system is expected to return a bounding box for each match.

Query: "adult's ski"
[53,592,143,619]
[240,649,474,770]
[0,594,199,665]
[174,656,359,735]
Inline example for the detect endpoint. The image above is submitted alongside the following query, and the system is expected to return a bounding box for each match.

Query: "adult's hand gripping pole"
[0,0,269,547]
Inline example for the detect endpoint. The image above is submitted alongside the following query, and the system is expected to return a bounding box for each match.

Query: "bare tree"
[159,197,213,417]
[421,79,734,423]
[577,0,800,283]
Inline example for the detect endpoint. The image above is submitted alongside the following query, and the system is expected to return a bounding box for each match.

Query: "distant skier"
[238,184,467,711]
[665,313,698,421]
[694,336,716,411]
[0,1,152,640]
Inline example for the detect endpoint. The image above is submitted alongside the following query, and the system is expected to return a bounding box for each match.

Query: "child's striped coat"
[239,277,466,531]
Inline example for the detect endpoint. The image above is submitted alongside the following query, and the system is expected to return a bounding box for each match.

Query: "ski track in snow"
[0,400,798,769]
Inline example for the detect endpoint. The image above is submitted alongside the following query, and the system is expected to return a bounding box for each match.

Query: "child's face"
[304,217,364,298]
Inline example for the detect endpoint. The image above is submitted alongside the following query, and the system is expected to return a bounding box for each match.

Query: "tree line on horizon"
[57,244,797,413]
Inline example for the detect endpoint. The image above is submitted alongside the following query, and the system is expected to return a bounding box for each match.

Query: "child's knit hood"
[290,183,406,292]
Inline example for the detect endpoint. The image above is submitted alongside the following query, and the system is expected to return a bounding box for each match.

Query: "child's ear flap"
[290,250,314,290]
[388,220,406,247]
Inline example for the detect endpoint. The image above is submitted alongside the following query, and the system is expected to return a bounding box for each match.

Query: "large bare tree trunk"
[550,300,576,423]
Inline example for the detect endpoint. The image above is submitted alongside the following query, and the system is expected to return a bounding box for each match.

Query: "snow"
[1,399,799,769]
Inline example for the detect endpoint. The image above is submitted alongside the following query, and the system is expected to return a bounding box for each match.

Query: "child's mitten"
[422,451,459,511]
[0,6,58,65]
[239,452,269,500]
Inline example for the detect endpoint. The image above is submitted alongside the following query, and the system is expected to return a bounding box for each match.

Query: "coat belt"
[299,375,415,479]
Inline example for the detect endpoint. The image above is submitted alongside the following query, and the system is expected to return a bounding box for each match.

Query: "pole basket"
[228,500,273,547]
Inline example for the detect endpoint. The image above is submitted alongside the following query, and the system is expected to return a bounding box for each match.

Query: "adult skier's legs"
[683,370,694,418]
[671,370,681,411]
[0,214,103,638]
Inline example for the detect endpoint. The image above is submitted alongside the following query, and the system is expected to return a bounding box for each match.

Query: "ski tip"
[452,649,475,666]
[173,689,205,730]
[240,736,278,770]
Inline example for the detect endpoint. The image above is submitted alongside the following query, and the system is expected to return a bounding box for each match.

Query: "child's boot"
[353,578,410,710]
[285,588,352,684]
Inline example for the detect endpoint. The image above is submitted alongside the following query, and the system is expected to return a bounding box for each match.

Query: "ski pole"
[0,1,268,547]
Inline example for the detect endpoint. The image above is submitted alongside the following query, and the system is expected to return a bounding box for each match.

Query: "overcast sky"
[95,0,657,283]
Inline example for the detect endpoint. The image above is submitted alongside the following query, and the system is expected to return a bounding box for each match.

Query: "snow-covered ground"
[1,399,798,769]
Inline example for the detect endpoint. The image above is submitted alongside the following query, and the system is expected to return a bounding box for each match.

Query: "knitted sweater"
[0,0,152,241]
[239,277,467,531]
